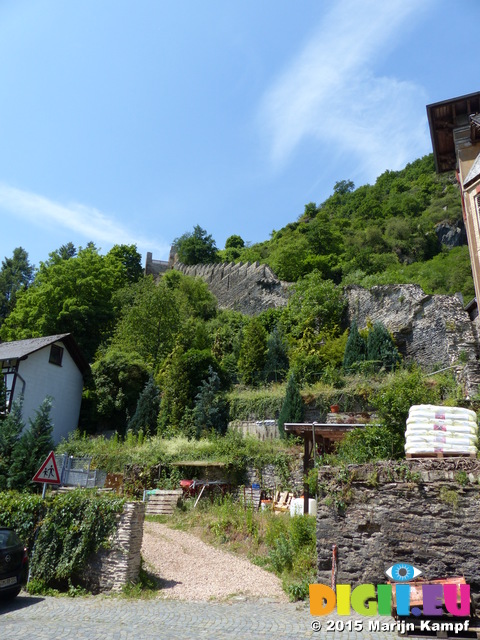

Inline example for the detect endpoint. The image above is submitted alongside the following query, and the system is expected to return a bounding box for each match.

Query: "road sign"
[33,451,61,484]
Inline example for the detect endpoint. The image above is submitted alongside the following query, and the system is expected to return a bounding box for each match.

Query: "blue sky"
[1,0,479,269]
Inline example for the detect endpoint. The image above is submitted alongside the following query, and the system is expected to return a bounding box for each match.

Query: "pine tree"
[192,367,229,437]
[8,397,54,491]
[343,320,367,370]
[238,317,267,386]
[0,398,24,490]
[128,376,161,435]
[366,322,401,371]
[263,328,289,383]
[278,374,304,438]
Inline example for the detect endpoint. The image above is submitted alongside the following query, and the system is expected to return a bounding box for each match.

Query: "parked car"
[0,528,28,599]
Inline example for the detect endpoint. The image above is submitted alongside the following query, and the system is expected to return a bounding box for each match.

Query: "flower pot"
[330,404,340,413]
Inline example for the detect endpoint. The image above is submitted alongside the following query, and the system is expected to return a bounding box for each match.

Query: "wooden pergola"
[284,422,368,515]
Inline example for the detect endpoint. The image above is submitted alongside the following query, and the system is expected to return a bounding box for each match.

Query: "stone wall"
[174,261,289,316]
[85,501,145,592]
[316,459,480,614]
[244,457,304,495]
[345,284,480,395]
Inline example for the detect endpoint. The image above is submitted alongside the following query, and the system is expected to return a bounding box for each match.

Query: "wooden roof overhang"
[285,422,370,515]
[284,422,359,441]
[427,91,480,173]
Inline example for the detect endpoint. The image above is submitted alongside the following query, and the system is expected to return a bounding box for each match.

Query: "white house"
[0,334,89,443]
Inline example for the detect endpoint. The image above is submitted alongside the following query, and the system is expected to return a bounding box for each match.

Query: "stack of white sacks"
[405,404,478,456]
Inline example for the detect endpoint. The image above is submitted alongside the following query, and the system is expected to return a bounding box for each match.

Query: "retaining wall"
[316,459,480,615]
[85,501,145,592]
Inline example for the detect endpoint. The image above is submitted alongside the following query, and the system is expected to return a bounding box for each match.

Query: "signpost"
[33,451,61,498]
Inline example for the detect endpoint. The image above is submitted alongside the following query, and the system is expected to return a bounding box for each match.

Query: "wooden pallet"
[406,452,477,459]
[145,490,182,515]
[273,491,293,512]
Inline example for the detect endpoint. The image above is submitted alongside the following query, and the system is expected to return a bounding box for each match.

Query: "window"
[49,344,64,366]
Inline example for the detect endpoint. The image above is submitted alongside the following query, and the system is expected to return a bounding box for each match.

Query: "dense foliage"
[0,490,124,592]
[230,155,473,300]
[0,244,142,360]
[0,398,55,492]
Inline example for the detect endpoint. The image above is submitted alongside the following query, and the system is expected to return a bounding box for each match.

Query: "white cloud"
[259,0,433,179]
[0,183,170,255]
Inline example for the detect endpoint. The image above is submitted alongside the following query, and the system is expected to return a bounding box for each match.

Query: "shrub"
[333,424,404,462]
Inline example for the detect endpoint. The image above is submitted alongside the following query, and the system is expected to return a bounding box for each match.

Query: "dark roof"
[0,334,89,375]
[427,91,480,173]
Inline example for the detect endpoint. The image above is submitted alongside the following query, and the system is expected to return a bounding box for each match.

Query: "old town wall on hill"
[174,261,289,315]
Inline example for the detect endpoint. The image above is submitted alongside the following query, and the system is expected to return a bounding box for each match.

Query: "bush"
[333,424,404,462]
[373,366,445,436]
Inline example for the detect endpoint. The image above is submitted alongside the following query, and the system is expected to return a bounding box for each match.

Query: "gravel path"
[141,521,288,602]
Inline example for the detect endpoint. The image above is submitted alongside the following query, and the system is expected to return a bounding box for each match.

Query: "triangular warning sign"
[33,451,61,484]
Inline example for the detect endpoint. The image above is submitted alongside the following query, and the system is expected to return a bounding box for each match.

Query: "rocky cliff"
[345,284,480,395]
[174,261,289,315]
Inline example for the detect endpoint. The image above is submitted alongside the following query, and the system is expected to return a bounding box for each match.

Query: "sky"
[1,0,479,269]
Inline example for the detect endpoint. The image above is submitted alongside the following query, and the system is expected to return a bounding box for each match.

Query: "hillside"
[219,154,473,300]
[0,153,477,463]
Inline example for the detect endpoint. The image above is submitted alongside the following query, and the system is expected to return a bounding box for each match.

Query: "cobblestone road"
[0,593,402,640]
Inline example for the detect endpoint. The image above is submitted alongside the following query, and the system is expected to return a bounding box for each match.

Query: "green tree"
[109,276,180,370]
[238,317,268,386]
[174,225,219,265]
[222,235,246,262]
[0,247,34,325]
[157,348,223,435]
[278,374,304,438]
[343,320,367,370]
[91,350,149,433]
[9,397,54,491]
[163,270,217,321]
[333,179,355,195]
[0,244,127,360]
[0,398,24,490]
[372,366,447,456]
[225,235,245,250]
[128,376,161,435]
[44,242,77,265]
[263,328,289,382]
[281,271,345,339]
[192,367,229,437]
[107,244,143,284]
